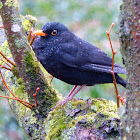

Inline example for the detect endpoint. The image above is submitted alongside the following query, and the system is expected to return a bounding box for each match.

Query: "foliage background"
[0,0,125,139]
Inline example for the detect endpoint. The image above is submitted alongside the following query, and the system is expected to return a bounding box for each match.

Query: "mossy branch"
[0,0,58,139]
[0,0,57,114]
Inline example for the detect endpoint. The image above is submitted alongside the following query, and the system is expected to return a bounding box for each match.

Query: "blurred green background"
[0,0,126,139]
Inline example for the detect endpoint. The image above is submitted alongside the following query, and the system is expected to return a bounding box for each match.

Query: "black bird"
[33,22,127,108]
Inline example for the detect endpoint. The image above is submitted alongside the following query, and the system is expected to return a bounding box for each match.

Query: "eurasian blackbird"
[33,22,127,108]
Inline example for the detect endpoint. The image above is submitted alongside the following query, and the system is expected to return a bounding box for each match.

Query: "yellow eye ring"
[51,30,57,35]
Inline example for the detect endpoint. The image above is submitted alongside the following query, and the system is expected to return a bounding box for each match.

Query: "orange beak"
[33,30,47,37]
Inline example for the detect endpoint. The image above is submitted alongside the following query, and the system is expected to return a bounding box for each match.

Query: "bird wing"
[58,37,127,74]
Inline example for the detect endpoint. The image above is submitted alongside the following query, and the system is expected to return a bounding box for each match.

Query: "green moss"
[4,0,19,8]
[22,20,31,31]
[10,80,37,123]
[2,68,30,117]
[21,15,37,32]
[14,37,27,49]
[0,2,3,9]
[0,14,37,58]
[22,50,58,109]
[45,108,71,139]
[23,51,39,83]
[0,14,36,57]
[22,50,56,99]
[45,98,119,139]
[15,79,25,96]
[91,98,118,118]
[7,76,35,120]
[0,41,12,58]
[11,66,20,78]
[60,127,76,140]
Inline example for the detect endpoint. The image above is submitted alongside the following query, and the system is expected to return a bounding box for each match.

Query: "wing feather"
[58,36,127,74]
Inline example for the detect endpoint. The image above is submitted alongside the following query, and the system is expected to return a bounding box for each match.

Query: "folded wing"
[58,36,127,74]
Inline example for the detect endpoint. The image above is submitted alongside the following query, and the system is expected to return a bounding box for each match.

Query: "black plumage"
[33,22,127,108]
[33,22,126,87]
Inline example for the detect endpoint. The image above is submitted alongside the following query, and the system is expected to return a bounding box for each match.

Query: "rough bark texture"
[0,0,57,114]
[0,0,58,139]
[119,0,140,139]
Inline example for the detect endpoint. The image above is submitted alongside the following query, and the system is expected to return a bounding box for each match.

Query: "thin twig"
[0,65,11,71]
[50,76,54,84]
[0,51,16,67]
[27,28,33,42]
[0,95,32,109]
[30,34,36,46]
[0,70,18,98]
[0,58,12,68]
[106,23,120,108]
[0,70,37,108]
[33,87,40,106]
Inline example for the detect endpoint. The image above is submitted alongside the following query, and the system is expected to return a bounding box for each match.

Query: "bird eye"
[51,30,57,35]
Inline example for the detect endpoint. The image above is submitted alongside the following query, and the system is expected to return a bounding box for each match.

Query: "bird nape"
[33,22,127,109]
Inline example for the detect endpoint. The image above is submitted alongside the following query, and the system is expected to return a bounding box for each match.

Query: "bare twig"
[106,23,120,108]
[0,51,16,67]
[0,58,12,68]
[0,70,40,109]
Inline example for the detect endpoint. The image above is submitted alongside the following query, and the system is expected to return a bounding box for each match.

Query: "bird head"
[33,22,73,44]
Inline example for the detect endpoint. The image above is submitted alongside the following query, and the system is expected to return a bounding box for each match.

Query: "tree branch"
[0,0,57,114]
[0,0,126,139]
[119,0,140,139]
[0,1,57,139]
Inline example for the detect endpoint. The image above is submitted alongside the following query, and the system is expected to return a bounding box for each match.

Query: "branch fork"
[0,26,40,109]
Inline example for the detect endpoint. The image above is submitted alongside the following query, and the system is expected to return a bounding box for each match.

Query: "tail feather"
[116,74,127,88]
[114,63,127,74]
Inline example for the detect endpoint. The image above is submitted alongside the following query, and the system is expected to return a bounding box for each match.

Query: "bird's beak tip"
[33,30,47,37]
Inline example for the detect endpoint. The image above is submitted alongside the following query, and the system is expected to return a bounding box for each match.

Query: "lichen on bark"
[45,98,121,140]
[0,0,129,139]
[0,0,58,139]
[119,0,140,139]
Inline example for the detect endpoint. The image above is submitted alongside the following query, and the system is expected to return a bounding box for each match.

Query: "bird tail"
[116,74,127,88]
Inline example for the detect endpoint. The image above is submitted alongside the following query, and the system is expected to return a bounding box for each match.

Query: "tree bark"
[0,0,129,139]
[119,0,140,139]
[0,0,57,139]
[0,0,57,114]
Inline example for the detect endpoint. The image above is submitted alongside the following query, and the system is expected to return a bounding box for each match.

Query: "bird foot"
[53,96,72,110]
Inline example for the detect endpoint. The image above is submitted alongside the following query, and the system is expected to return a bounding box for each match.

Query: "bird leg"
[52,85,78,109]
[66,85,78,98]
[53,85,85,110]
[66,84,86,101]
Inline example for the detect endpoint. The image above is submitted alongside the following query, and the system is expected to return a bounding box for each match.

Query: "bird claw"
[52,97,72,110]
